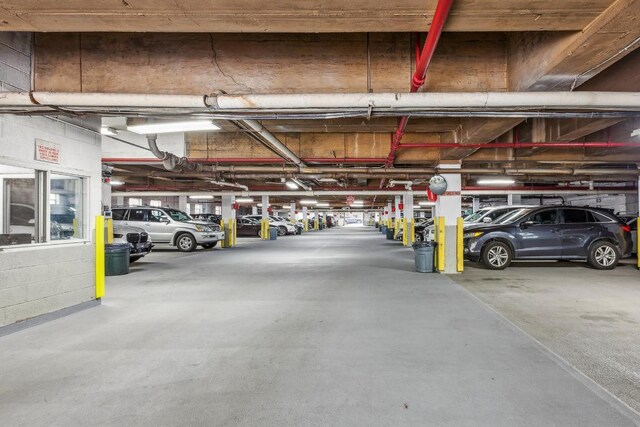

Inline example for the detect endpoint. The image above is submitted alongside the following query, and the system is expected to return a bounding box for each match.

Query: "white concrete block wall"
[0,113,102,329]
[0,32,31,92]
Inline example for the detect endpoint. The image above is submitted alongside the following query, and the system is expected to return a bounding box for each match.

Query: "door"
[126,208,148,231]
[146,209,173,243]
[559,209,598,258]
[515,209,561,258]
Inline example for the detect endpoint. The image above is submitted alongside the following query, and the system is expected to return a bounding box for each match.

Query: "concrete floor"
[0,227,638,426]
[454,260,640,414]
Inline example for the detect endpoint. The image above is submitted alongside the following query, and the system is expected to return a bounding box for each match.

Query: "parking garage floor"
[1,228,638,426]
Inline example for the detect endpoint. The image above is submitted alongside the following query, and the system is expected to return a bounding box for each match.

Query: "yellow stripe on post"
[220,219,226,248]
[95,215,105,299]
[402,218,408,246]
[437,217,445,272]
[410,220,415,244]
[106,218,114,244]
[232,219,237,246]
[457,217,464,272]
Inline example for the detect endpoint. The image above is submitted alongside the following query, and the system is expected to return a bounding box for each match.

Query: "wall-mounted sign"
[443,191,461,196]
[346,195,355,204]
[35,139,60,164]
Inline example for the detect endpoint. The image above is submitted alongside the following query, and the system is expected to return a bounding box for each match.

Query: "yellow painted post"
[457,217,464,272]
[304,219,309,232]
[220,219,226,248]
[437,217,445,272]
[95,215,105,299]
[232,219,237,246]
[314,218,319,230]
[106,218,114,244]
[73,218,79,238]
[410,220,415,244]
[402,218,408,246]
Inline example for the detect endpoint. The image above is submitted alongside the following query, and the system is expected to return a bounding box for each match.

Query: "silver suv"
[111,206,224,252]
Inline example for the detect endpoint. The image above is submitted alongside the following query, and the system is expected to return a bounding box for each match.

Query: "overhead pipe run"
[399,141,640,149]
[236,119,306,167]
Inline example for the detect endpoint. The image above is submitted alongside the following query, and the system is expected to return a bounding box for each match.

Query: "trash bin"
[105,243,130,276]
[269,227,278,240]
[386,228,395,240]
[375,221,379,229]
[413,241,436,273]
[380,225,387,234]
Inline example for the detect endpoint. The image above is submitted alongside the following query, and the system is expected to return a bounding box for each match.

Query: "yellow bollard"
[220,219,226,248]
[437,217,445,272]
[95,216,105,299]
[410,220,415,244]
[106,218,114,244]
[457,217,464,273]
[232,219,237,246]
[402,218,408,246]
[304,219,309,232]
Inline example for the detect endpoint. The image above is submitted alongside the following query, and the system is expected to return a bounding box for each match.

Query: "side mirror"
[160,216,170,223]
[520,221,535,228]
[482,217,492,223]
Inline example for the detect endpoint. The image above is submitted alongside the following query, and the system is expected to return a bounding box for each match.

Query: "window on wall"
[0,164,87,247]
[149,200,162,207]
[194,204,205,214]
[128,198,142,207]
[214,205,222,215]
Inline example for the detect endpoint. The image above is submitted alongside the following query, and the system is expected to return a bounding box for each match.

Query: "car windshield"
[464,209,490,222]
[492,208,534,224]
[164,208,192,222]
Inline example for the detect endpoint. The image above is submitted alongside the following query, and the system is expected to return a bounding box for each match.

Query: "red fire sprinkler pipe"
[384,0,454,169]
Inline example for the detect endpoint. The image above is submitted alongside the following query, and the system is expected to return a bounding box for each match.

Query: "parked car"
[345,216,362,225]
[617,214,638,254]
[113,224,153,262]
[236,217,278,237]
[111,206,224,252]
[396,217,434,242]
[242,215,296,236]
[192,213,222,225]
[424,205,530,241]
[273,216,303,234]
[463,206,633,270]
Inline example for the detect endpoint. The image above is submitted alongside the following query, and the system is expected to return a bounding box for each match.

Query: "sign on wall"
[35,139,61,164]
[346,195,355,204]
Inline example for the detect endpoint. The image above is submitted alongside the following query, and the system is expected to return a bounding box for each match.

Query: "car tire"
[481,241,512,270]
[176,233,197,252]
[201,242,218,249]
[588,241,620,270]
[277,226,287,236]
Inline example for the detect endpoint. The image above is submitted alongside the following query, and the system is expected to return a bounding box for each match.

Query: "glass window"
[562,209,588,224]
[593,211,616,223]
[50,174,84,240]
[111,209,127,220]
[128,198,142,207]
[214,205,222,215]
[148,209,167,222]
[149,200,162,207]
[525,209,558,225]
[1,165,38,246]
[128,209,148,222]
[164,208,192,222]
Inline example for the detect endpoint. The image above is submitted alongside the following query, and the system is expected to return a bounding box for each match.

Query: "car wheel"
[176,233,197,252]
[588,241,620,270]
[277,226,287,236]
[414,233,423,243]
[201,242,217,249]
[481,241,512,270]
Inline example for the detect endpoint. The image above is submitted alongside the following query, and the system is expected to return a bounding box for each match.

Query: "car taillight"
[621,224,631,233]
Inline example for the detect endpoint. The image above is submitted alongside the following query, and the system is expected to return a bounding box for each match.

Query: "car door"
[146,209,172,243]
[559,208,598,258]
[515,208,561,258]
[126,208,148,231]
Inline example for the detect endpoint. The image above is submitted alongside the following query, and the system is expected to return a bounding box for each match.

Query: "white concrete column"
[101,181,111,213]
[302,206,308,231]
[507,194,522,205]
[221,195,236,247]
[251,206,258,215]
[261,195,270,239]
[290,202,296,222]
[178,196,187,213]
[386,202,393,228]
[435,165,462,274]
[472,197,480,213]
[403,192,414,245]
[115,196,124,207]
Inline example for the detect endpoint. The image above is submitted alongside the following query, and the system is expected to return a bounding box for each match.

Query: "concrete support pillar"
[115,196,124,207]
[313,210,319,230]
[221,195,236,247]
[507,194,522,206]
[290,202,296,223]
[251,206,258,215]
[403,192,414,246]
[178,196,187,213]
[302,206,309,231]
[386,202,393,229]
[435,166,463,274]
[261,195,270,239]
[102,182,111,213]
[393,195,401,238]
[472,197,480,213]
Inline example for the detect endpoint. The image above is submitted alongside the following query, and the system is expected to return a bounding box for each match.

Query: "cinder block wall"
[0,32,31,92]
[0,244,95,326]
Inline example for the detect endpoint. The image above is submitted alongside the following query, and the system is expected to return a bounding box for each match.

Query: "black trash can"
[105,243,130,276]
[386,227,395,240]
[413,241,436,273]
[269,227,278,240]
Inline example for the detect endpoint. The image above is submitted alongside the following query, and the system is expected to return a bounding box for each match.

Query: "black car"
[236,217,277,237]
[463,206,632,270]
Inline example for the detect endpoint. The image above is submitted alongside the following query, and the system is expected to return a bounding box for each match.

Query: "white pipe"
[239,119,306,167]
[388,180,414,189]
[210,92,640,111]
[210,180,249,191]
[2,92,639,112]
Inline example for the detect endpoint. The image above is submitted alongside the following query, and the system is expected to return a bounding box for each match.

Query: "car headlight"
[195,225,206,232]
[463,231,484,239]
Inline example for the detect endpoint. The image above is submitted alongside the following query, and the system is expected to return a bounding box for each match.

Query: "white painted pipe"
[210,180,249,191]
[2,92,639,112]
[239,119,306,167]
[210,92,640,111]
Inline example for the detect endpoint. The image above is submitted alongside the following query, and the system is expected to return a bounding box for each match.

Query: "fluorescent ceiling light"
[100,126,118,136]
[413,205,420,209]
[236,198,254,203]
[632,128,640,137]
[317,202,330,207]
[285,181,299,189]
[189,195,213,199]
[109,180,124,186]
[128,120,220,135]
[318,178,337,182]
[419,201,435,206]
[477,179,516,185]
[300,199,317,205]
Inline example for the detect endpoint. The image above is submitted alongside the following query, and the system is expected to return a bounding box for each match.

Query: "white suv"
[242,215,296,236]
[112,206,224,252]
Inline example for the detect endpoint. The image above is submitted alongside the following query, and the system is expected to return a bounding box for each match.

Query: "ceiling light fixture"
[285,181,299,190]
[632,128,640,137]
[127,120,220,135]
[477,178,516,185]
[189,195,213,199]
[109,180,124,186]
[419,201,435,206]
[236,198,254,203]
[300,199,318,205]
[317,202,330,207]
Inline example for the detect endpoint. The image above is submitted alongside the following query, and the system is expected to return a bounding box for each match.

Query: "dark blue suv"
[463,206,633,270]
